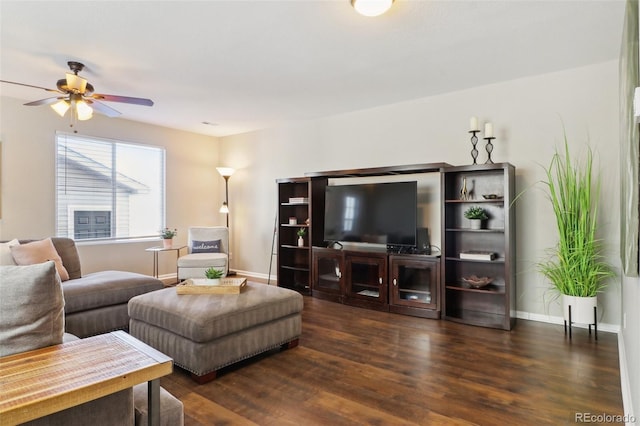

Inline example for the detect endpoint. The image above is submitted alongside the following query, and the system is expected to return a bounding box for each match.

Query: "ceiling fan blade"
[91,93,153,106]
[88,99,121,118]
[0,79,62,93]
[24,97,64,106]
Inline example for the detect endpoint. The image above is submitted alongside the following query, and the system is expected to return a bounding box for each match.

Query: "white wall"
[0,96,222,276]
[221,60,622,326]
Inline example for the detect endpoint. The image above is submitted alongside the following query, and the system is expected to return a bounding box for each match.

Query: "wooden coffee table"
[0,331,173,426]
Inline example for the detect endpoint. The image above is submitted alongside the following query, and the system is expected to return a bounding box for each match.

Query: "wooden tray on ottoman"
[176,278,247,295]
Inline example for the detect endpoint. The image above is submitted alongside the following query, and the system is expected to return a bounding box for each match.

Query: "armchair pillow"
[191,239,221,253]
[0,261,65,357]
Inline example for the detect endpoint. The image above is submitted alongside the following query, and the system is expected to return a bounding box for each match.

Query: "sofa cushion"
[10,238,70,281]
[50,237,82,280]
[0,238,20,265]
[62,270,164,314]
[0,261,65,357]
[177,252,227,268]
[22,389,134,426]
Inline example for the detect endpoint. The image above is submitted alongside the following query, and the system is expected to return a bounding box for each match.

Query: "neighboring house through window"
[56,132,165,241]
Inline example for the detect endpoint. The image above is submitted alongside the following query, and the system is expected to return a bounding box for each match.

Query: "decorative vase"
[163,238,173,249]
[469,219,482,230]
[562,295,597,325]
[298,236,304,247]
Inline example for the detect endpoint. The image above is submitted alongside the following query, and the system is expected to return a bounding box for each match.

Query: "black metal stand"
[564,305,598,341]
[469,130,479,165]
[483,137,495,164]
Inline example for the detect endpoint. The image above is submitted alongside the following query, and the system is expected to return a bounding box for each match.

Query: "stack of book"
[288,197,309,204]
[459,251,496,261]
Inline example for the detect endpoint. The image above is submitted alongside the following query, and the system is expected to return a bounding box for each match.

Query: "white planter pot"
[469,219,482,230]
[562,295,597,325]
[202,278,220,286]
[298,236,304,247]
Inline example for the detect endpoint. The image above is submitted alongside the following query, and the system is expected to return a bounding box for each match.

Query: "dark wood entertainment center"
[277,162,515,330]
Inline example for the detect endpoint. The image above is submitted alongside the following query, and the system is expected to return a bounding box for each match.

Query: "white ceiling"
[0,0,626,137]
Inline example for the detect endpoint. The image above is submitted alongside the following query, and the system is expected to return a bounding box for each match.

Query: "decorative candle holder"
[483,137,495,164]
[468,130,480,165]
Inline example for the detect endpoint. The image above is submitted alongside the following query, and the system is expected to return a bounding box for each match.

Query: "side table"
[0,331,172,425]
[146,245,187,285]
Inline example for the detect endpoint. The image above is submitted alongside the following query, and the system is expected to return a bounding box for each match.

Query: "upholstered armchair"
[177,226,229,280]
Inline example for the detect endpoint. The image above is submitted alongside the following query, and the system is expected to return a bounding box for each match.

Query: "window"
[56,132,165,241]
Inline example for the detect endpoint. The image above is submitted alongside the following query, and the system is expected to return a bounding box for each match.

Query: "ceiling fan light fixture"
[351,0,394,17]
[51,99,70,117]
[65,73,87,93]
[75,100,93,121]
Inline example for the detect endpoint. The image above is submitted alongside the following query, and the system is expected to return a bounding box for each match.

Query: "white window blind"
[56,132,166,241]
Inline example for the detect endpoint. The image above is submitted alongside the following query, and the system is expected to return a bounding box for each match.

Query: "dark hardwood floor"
[160,295,624,425]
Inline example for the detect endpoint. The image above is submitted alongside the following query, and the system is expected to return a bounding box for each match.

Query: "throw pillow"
[0,238,20,265]
[0,261,65,357]
[10,238,70,281]
[191,239,221,253]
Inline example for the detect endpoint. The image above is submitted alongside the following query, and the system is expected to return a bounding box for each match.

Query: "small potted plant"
[160,227,177,249]
[204,267,224,285]
[297,227,307,247]
[463,206,488,230]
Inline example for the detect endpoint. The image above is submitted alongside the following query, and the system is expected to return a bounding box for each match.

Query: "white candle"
[469,116,478,131]
[484,122,493,138]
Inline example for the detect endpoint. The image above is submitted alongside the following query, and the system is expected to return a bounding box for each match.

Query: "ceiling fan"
[0,61,153,121]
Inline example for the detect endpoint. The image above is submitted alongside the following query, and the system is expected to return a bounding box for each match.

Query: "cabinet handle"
[393,278,397,286]
[379,277,383,285]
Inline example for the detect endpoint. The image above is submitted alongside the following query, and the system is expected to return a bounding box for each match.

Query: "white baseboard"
[618,333,637,425]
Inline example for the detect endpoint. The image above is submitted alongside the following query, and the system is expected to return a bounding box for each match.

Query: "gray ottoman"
[128,282,303,383]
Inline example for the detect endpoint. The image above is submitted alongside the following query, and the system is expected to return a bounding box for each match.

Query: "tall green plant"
[538,135,613,297]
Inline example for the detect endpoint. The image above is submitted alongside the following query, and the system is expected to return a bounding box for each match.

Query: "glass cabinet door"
[390,256,438,310]
[345,254,387,303]
[312,249,343,295]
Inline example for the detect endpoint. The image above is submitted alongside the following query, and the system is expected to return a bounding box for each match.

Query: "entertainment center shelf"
[442,163,515,330]
[276,162,515,330]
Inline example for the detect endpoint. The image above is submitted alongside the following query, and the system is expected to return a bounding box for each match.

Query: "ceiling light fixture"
[351,0,394,17]
[50,93,93,121]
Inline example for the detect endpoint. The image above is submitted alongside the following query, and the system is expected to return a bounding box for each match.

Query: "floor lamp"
[217,167,236,275]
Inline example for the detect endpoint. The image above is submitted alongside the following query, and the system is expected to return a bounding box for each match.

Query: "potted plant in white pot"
[204,267,224,285]
[160,227,177,249]
[538,136,614,326]
[297,227,307,247]
[464,206,488,230]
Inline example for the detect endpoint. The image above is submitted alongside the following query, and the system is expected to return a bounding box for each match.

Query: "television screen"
[324,181,417,247]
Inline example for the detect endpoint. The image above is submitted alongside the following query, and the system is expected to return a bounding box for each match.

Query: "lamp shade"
[51,100,70,117]
[216,167,235,178]
[76,100,93,121]
[219,202,229,214]
[351,0,394,17]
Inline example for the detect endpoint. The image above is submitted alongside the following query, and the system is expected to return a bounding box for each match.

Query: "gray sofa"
[1,256,183,425]
[21,237,165,337]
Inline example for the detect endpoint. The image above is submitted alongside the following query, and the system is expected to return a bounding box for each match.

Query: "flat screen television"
[324,181,417,247]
